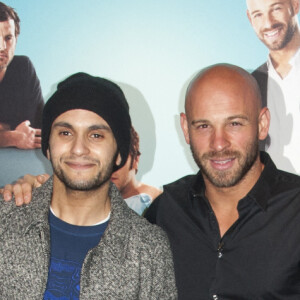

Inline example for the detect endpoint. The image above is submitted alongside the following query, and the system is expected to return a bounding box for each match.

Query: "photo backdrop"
[0,1,272,187]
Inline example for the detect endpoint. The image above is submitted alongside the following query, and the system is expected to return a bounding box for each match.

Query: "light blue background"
[0,1,269,187]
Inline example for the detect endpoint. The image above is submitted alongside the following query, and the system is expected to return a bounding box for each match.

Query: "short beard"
[261,18,297,51]
[51,152,117,191]
[190,139,259,188]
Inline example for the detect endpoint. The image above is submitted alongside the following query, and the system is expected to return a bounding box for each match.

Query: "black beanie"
[42,72,132,171]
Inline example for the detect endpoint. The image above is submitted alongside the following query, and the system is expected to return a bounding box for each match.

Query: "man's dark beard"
[190,139,259,188]
[51,152,118,191]
[262,18,297,51]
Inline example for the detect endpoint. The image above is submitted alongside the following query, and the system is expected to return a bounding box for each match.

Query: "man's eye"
[199,124,208,129]
[231,122,242,126]
[194,123,209,129]
[91,133,103,139]
[59,131,71,136]
[253,13,262,19]
[273,6,282,11]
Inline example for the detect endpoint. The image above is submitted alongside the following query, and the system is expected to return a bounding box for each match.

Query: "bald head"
[246,0,295,10]
[185,64,262,118]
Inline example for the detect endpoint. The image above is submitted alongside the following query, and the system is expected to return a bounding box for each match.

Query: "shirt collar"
[267,47,300,74]
[246,152,276,211]
[288,47,300,67]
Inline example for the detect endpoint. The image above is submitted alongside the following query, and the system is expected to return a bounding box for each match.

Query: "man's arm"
[0,120,41,149]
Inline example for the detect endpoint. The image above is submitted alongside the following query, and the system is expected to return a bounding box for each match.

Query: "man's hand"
[14,120,41,149]
[0,173,50,206]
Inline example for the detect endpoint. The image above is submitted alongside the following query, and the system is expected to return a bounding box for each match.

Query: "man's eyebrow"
[88,124,111,131]
[52,122,73,129]
[250,2,283,15]
[227,115,249,121]
[52,122,111,131]
[191,115,249,125]
[250,9,261,16]
[191,119,209,126]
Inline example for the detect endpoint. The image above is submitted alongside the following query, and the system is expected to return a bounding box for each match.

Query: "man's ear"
[180,112,190,145]
[116,152,122,166]
[292,0,300,15]
[132,155,139,173]
[258,107,270,141]
[46,148,50,160]
[246,10,253,25]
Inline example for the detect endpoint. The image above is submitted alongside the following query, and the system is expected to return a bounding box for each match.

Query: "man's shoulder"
[273,168,300,193]
[259,156,300,206]
[0,179,52,236]
[144,174,198,223]
[162,174,198,192]
[251,62,268,84]
[6,56,35,79]
[154,173,197,205]
[252,62,268,75]
[0,194,36,236]
[9,55,31,68]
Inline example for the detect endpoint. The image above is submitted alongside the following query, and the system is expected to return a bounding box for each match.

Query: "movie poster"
[0,0,299,188]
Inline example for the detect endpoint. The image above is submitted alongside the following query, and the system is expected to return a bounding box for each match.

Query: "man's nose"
[0,37,6,51]
[71,135,90,156]
[210,128,230,152]
[263,12,277,29]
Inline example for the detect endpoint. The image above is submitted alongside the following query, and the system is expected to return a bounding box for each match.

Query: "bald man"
[247,0,300,174]
[145,64,300,299]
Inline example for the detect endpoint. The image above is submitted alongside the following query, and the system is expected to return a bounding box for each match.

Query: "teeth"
[214,159,231,164]
[265,30,279,37]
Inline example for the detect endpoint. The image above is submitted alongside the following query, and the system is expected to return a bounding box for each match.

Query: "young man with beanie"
[0,72,177,299]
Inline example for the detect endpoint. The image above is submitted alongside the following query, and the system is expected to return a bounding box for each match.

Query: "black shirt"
[0,55,44,129]
[145,152,300,300]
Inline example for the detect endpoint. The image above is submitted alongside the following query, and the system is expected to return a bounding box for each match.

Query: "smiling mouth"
[65,162,96,170]
[265,30,279,37]
[263,25,283,39]
[210,157,235,170]
[212,158,234,164]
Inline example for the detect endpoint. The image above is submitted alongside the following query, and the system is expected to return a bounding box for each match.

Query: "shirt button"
[212,295,218,300]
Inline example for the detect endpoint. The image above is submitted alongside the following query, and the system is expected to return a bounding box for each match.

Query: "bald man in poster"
[247,0,300,174]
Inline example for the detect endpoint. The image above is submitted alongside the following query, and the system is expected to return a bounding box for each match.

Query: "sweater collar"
[23,177,133,262]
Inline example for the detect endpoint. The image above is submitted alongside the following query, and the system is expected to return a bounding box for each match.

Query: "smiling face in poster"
[0,18,16,73]
[247,0,300,51]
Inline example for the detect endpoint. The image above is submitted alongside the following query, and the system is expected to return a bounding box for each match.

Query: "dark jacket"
[252,62,268,108]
